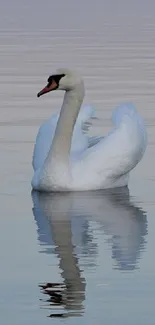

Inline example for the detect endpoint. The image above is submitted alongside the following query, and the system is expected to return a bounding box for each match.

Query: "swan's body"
[32,69,147,192]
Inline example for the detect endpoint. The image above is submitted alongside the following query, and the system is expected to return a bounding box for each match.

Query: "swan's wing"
[72,103,147,189]
[32,105,95,171]
[32,116,57,171]
[88,136,104,148]
[76,105,95,124]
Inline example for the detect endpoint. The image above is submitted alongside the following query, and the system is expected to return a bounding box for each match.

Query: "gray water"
[0,1,155,324]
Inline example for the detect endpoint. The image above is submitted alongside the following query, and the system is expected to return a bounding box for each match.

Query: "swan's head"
[37,68,84,97]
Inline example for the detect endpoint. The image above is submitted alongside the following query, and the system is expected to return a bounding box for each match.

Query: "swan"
[32,68,147,192]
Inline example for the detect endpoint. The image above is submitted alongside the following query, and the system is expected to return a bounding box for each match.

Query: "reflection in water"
[32,187,147,318]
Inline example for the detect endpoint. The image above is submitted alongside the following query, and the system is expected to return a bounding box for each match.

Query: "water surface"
[0,1,155,324]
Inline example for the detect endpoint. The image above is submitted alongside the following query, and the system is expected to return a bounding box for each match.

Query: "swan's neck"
[45,83,84,169]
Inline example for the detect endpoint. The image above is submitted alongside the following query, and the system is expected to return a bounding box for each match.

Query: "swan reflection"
[32,187,147,318]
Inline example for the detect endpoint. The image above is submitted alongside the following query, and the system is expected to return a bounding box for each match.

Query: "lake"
[0,1,155,324]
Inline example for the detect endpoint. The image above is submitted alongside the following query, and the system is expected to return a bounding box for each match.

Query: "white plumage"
[32,69,147,192]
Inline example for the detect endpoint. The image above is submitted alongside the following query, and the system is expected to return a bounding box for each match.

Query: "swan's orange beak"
[37,79,58,97]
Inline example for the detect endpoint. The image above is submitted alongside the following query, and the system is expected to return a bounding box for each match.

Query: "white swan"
[32,68,147,192]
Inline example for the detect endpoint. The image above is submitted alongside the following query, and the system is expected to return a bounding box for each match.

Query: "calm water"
[0,1,155,324]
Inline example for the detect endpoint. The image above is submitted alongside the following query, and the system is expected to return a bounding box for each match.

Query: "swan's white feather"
[71,103,147,190]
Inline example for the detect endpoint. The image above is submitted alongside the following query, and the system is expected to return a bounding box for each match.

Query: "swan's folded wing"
[77,105,95,124]
[72,107,147,189]
[88,136,104,148]
[32,117,57,171]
